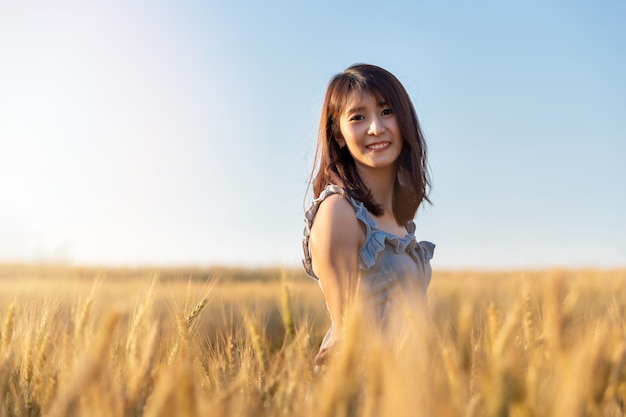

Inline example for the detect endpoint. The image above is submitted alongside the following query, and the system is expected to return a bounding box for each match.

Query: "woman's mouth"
[367,142,391,151]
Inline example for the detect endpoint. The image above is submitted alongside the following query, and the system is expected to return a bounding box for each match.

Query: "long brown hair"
[310,63,431,225]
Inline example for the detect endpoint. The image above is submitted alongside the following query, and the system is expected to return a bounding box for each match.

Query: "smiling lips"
[367,141,391,151]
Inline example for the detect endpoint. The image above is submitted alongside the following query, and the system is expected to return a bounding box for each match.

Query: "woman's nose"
[368,117,386,135]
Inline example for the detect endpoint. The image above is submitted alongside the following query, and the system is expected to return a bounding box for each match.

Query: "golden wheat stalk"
[1,301,16,353]
[168,297,208,365]
[0,352,15,401]
[491,300,523,358]
[185,299,208,328]
[22,329,33,387]
[244,311,268,373]
[280,285,295,342]
[521,283,534,351]
[125,322,161,416]
[126,275,158,360]
[545,271,565,352]
[72,281,98,351]
[47,311,122,417]
[33,327,51,409]
[486,302,500,353]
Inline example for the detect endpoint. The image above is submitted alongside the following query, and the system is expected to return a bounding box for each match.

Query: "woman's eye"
[349,115,364,121]
[382,108,393,116]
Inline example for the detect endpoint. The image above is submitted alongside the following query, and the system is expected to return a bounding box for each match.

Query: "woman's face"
[337,91,402,174]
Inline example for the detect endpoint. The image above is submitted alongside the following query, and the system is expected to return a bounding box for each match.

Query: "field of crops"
[0,264,625,417]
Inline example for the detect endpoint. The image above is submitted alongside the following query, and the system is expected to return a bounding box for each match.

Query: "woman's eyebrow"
[345,100,389,115]
[346,106,366,114]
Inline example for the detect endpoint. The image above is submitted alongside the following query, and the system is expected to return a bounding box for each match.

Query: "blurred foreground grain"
[0,264,625,417]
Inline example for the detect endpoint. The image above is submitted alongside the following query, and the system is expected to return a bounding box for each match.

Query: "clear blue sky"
[1,0,624,269]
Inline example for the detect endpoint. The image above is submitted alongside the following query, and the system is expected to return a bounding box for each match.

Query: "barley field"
[0,264,625,417]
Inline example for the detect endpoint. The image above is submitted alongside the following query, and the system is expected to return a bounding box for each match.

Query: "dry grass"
[0,265,625,416]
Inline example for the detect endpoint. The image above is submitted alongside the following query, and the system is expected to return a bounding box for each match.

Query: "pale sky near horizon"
[1,1,625,270]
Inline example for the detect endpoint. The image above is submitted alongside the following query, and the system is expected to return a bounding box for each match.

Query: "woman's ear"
[336,138,346,149]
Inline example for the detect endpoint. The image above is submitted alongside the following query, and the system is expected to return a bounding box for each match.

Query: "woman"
[302,63,435,367]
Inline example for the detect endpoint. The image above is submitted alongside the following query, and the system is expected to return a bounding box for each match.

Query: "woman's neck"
[356,165,396,213]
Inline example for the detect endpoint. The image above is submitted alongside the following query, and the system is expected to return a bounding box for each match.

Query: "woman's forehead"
[343,89,385,109]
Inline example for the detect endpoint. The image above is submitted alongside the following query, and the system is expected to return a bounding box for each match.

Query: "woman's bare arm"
[309,194,363,331]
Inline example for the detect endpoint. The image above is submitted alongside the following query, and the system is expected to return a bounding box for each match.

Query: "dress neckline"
[363,209,414,240]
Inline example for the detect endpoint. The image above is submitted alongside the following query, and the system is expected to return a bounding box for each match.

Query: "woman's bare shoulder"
[310,193,363,249]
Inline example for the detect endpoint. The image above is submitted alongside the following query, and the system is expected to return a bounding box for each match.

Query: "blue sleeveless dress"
[302,184,435,352]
